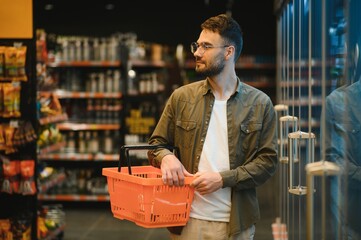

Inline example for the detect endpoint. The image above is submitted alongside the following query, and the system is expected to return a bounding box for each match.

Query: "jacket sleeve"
[147,94,177,168]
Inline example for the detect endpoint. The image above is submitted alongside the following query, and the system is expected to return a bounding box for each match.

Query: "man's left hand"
[191,172,223,195]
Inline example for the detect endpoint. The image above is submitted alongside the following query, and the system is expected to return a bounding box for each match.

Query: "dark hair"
[201,14,243,62]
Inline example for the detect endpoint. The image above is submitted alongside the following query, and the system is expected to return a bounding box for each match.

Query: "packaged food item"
[36,29,48,62]
[19,160,36,195]
[24,121,37,143]
[0,125,5,151]
[1,160,20,194]
[38,92,62,117]
[16,46,27,81]
[0,219,12,240]
[0,84,3,116]
[2,83,14,118]
[0,82,21,118]
[4,47,17,78]
[0,46,5,79]
[4,124,16,154]
[12,121,36,147]
[10,214,32,240]
[12,82,21,117]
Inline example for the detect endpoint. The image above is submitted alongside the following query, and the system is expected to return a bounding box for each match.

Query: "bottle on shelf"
[78,131,86,153]
[89,131,99,154]
[67,131,76,153]
[103,130,113,154]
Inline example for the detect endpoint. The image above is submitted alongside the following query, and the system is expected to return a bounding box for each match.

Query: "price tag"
[9,120,19,128]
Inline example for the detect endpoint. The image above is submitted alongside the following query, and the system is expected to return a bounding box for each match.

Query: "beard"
[195,55,225,78]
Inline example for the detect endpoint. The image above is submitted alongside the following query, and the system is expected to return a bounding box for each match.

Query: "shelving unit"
[0,39,38,239]
[37,58,123,203]
[35,32,173,204]
[121,55,170,165]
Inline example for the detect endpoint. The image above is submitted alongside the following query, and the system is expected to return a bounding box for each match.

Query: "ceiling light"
[44,4,54,10]
[105,4,115,10]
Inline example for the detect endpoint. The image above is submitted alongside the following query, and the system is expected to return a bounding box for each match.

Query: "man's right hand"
[160,154,193,186]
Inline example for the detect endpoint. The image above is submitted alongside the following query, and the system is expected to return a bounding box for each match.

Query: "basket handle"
[118,144,180,175]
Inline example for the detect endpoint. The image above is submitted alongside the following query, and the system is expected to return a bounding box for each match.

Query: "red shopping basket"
[102,144,195,228]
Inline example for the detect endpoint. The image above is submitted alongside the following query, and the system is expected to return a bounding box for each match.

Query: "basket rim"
[102,166,194,186]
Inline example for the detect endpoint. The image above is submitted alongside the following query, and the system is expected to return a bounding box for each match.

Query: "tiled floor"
[63,206,170,240]
[62,204,275,240]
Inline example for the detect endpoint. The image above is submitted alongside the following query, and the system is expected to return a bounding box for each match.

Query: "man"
[324,78,361,239]
[148,13,278,240]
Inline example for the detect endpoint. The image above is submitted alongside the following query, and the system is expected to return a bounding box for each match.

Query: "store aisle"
[63,206,169,240]
[62,203,275,240]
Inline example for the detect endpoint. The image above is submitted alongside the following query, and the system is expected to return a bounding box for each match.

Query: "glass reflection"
[324,78,361,239]
[323,1,361,239]
[277,0,361,239]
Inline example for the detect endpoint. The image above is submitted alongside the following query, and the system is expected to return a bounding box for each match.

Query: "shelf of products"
[36,32,124,207]
[0,38,38,240]
[35,31,172,206]
[37,204,66,240]
[118,39,170,166]
[38,194,109,202]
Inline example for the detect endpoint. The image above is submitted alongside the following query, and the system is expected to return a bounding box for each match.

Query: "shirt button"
[246,129,250,133]
[205,121,208,124]
[201,139,204,142]
[197,155,200,159]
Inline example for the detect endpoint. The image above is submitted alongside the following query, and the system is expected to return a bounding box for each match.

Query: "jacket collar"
[201,77,243,97]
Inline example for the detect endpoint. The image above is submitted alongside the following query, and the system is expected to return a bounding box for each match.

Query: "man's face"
[193,30,227,77]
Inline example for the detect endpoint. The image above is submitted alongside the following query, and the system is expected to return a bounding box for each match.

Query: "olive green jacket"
[148,78,278,236]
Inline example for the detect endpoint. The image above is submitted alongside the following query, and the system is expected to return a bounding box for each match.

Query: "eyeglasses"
[190,42,229,54]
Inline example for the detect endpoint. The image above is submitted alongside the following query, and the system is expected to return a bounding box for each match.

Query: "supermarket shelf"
[280,79,336,87]
[244,81,275,88]
[47,60,121,67]
[280,96,322,106]
[38,142,66,155]
[0,77,28,82]
[284,120,321,129]
[94,153,119,161]
[47,59,169,68]
[184,60,275,69]
[40,224,65,240]
[129,59,167,67]
[280,59,336,68]
[39,172,67,193]
[235,62,275,69]
[38,153,92,161]
[57,122,120,131]
[299,118,321,128]
[39,113,68,125]
[38,153,119,161]
[53,90,122,99]
[38,194,110,202]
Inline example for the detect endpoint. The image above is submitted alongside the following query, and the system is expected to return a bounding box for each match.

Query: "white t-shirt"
[190,99,231,222]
